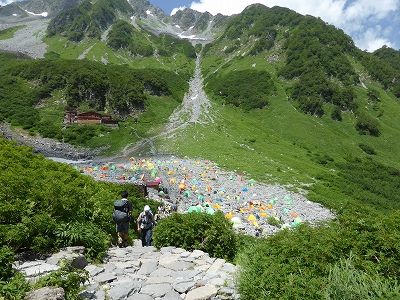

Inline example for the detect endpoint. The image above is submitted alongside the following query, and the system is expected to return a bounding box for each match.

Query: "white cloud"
[171,6,188,15]
[0,0,18,5]
[184,0,400,51]
[356,27,394,52]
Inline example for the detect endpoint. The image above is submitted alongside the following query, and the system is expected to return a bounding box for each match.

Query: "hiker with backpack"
[112,191,133,248]
[137,205,155,247]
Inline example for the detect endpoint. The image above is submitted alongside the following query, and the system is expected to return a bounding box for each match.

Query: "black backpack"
[140,212,153,230]
[112,199,130,224]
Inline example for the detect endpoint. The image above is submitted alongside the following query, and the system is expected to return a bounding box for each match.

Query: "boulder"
[25,286,65,300]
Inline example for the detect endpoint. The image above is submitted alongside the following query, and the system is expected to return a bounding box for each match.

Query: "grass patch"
[0,25,26,40]
[84,95,181,156]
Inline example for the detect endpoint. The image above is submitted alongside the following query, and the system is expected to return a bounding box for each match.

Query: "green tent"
[205,208,215,215]
[187,206,202,213]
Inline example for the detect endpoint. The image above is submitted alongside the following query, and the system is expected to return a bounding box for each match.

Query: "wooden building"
[64,110,119,126]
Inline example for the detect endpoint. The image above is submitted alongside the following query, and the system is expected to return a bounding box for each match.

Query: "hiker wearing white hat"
[137,205,155,246]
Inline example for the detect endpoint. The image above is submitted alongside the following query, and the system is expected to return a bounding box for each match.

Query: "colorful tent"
[205,208,215,215]
[247,214,256,221]
[213,203,221,209]
[187,206,202,213]
[231,217,243,229]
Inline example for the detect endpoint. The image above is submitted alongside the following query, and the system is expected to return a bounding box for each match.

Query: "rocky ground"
[0,19,48,58]
[72,155,335,237]
[19,245,239,300]
[0,123,99,160]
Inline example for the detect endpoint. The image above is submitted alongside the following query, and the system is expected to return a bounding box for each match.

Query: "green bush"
[0,272,30,300]
[266,216,283,227]
[0,246,14,281]
[204,69,275,110]
[237,205,400,299]
[0,138,155,259]
[359,143,376,155]
[355,113,380,136]
[325,254,400,299]
[0,247,30,300]
[152,211,238,262]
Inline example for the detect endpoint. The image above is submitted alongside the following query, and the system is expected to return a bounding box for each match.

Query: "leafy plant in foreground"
[0,246,30,300]
[0,272,30,300]
[54,222,109,261]
[33,258,89,300]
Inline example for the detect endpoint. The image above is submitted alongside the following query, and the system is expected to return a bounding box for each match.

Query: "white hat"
[144,205,150,212]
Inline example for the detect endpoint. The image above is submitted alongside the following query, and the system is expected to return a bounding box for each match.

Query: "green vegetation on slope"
[237,205,400,299]
[0,25,26,40]
[0,52,188,148]
[1,138,400,300]
[0,139,164,298]
[0,139,163,259]
[46,0,133,41]
[200,4,400,140]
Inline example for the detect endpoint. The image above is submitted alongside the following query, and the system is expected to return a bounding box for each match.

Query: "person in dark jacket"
[115,191,132,248]
[137,205,154,246]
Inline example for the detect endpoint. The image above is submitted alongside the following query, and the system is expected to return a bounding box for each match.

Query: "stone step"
[17,241,240,300]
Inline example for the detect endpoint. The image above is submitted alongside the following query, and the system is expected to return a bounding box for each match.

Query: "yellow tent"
[247,214,256,221]
[225,213,233,219]
[213,203,221,209]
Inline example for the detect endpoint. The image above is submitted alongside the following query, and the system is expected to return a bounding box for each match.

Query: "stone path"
[17,242,239,300]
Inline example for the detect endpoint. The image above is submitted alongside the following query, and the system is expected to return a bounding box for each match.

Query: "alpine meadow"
[0,0,400,299]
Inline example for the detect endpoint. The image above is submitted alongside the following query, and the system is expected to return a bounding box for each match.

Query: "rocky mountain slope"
[1,0,400,182]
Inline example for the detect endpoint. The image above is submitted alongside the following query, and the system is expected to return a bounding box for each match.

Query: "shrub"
[0,246,14,281]
[266,216,283,227]
[331,106,343,121]
[355,113,380,136]
[0,247,30,300]
[0,272,30,300]
[325,254,400,299]
[152,211,238,262]
[359,143,376,155]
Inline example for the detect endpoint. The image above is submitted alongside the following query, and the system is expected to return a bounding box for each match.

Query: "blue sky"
[1,0,399,52]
